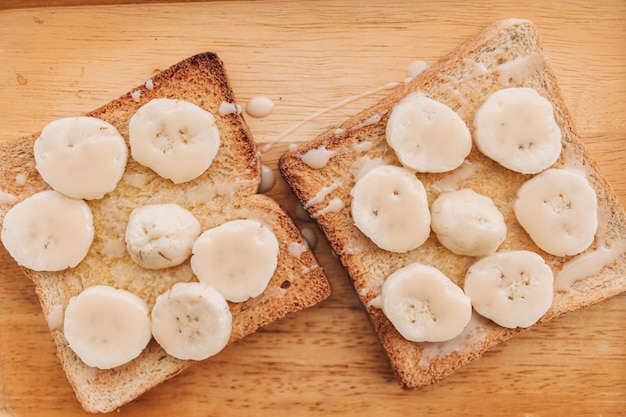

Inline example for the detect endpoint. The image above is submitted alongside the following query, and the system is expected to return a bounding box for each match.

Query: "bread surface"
[279,19,626,388]
[0,52,331,413]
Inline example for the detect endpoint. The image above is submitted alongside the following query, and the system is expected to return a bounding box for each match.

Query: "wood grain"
[1,1,625,416]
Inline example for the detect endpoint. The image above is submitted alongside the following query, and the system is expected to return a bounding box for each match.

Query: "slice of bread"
[0,52,330,413]
[279,19,626,388]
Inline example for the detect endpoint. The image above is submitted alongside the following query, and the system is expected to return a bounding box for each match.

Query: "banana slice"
[463,250,553,328]
[514,168,597,256]
[431,188,506,256]
[63,285,151,369]
[473,87,562,174]
[129,98,220,184]
[386,93,471,173]
[1,190,94,271]
[125,203,201,269]
[381,262,472,342]
[34,116,127,200]
[350,164,430,253]
[151,282,232,360]
[190,219,279,302]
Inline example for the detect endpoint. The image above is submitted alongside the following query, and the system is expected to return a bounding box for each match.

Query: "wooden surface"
[1,1,625,415]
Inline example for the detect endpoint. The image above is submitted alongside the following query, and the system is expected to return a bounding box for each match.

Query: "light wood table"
[0,1,624,415]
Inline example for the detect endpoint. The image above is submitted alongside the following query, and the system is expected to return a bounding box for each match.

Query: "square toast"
[279,19,626,388]
[0,52,331,412]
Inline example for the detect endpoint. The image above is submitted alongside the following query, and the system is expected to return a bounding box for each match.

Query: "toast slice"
[0,52,330,413]
[279,19,626,388]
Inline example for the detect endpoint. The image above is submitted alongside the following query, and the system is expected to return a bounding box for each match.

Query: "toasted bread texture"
[279,19,626,388]
[0,52,330,413]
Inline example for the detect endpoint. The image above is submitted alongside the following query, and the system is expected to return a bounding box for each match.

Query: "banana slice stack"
[1,98,280,369]
[352,86,598,342]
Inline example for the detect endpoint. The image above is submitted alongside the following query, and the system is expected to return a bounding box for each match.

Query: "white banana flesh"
[125,203,201,269]
[386,93,471,173]
[63,285,152,369]
[514,168,597,256]
[151,282,232,361]
[0,190,94,271]
[431,188,506,256]
[129,98,220,184]
[34,116,127,200]
[190,219,279,302]
[350,164,431,253]
[463,250,554,328]
[473,87,562,174]
[381,262,472,342]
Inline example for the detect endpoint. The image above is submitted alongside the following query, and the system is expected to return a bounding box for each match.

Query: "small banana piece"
[63,285,152,369]
[350,164,431,253]
[125,203,201,269]
[151,282,232,361]
[431,188,506,256]
[0,190,94,271]
[34,116,127,200]
[386,93,472,173]
[473,87,562,174]
[514,168,597,256]
[190,219,279,302]
[463,250,554,328]
[381,262,472,342]
[129,98,221,184]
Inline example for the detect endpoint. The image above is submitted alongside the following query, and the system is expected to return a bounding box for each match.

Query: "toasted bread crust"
[279,19,626,388]
[0,52,330,413]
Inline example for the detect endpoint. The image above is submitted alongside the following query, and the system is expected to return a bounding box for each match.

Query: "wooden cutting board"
[1,1,625,415]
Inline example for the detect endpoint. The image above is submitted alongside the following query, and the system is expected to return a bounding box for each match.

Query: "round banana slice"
[514,168,597,256]
[381,262,472,342]
[463,250,553,328]
[151,282,232,361]
[125,203,201,269]
[0,190,94,271]
[386,94,471,173]
[431,188,506,256]
[473,87,562,174]
[129,98,220,184]
[63,285,151,369]
[34,116,127,200]
[350,164,430,253]
[190,219,279,302]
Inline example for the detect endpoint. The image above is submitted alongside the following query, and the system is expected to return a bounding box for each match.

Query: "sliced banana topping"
[34,116,127,200]
[381,262,472,343]
[125,203,201,269]
[431,188,506,256]
[1,190,94,271]
[129,98,221,184]
[386,94,472,173]
[350,164,431,253]
[514,168,598,256]
[473,87,562,174]
[190,219,279,302]
[151,282,232,361]
[63,285,152,369]
[463,250,554,328]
